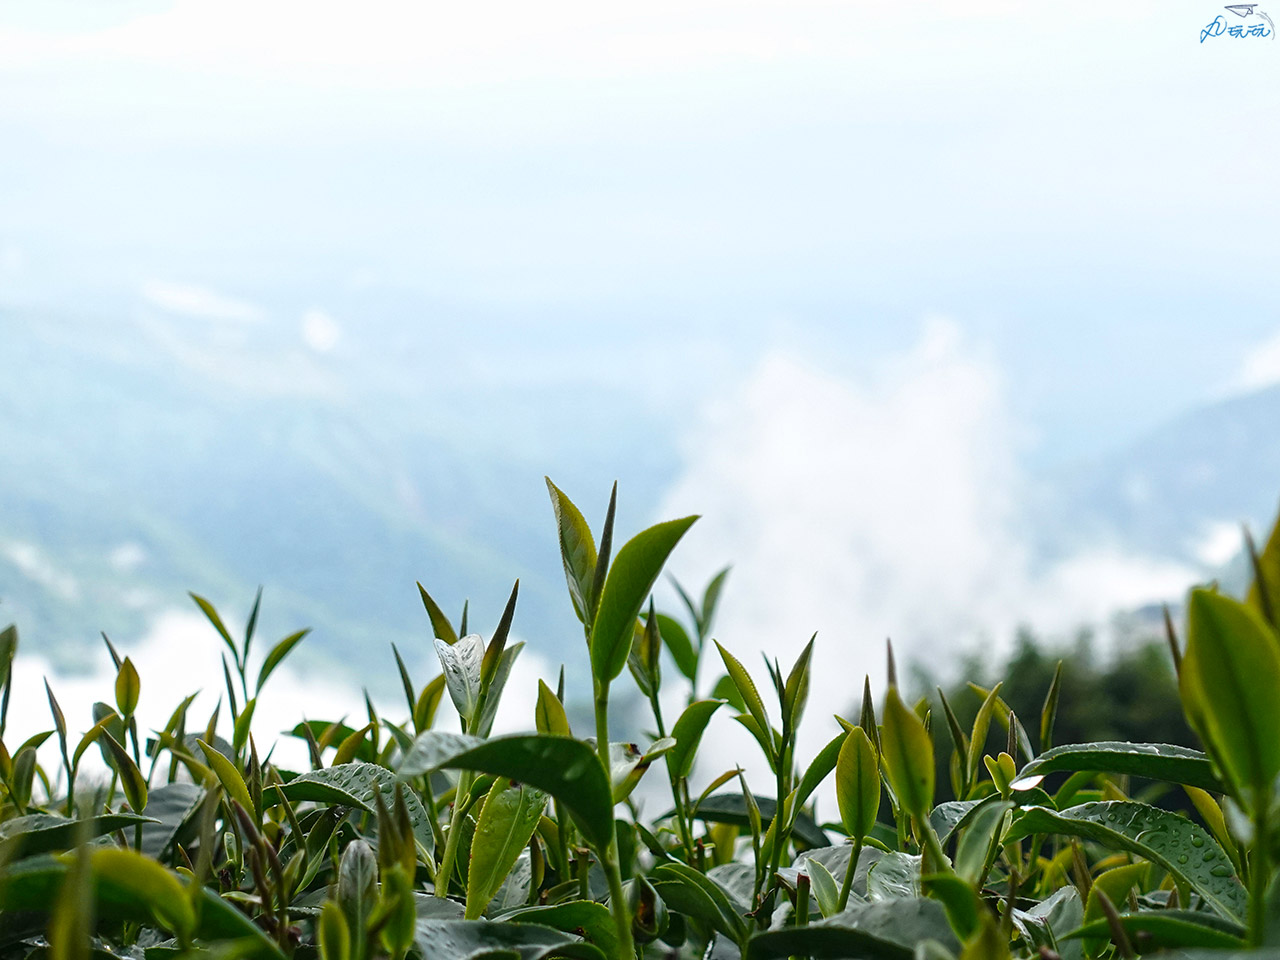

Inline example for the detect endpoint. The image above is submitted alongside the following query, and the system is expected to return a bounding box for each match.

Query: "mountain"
[0,306,677,684]
[1033,384,1280,572]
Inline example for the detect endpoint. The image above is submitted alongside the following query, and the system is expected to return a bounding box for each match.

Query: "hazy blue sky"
[3,0,1279,465]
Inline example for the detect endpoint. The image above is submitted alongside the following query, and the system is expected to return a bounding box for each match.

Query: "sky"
[3,0,1280,784]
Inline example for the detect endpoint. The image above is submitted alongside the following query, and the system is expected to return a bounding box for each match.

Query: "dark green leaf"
[1065,911,1245,950]
[656,614,698,684]
[397,732,614,849]
[1017,742,1223,794]
[1006,801,1245,922]
[417,582,460,646]
[412,919,604,960]
[0,813,156,861]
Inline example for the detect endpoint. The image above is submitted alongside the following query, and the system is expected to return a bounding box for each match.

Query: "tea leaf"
[465,778,548,919]
[590,515,697,683]
[535,679,572,737]
[1182,588,1280,801]
[435,634,486,722]
[256,628,310,694]
[667,698,724,780]
[881,686,934,820]
[411,919,605,960]
[398,732,614,848]
[100,731,148,813]
[836,727,880,843]
[546,478,598,626]
[656,614,698,684]
[417,582,459,646]
[1006,801,1246,922]
[115,658,140,717]
[189,593,240,668]
[1017,741,1223,793]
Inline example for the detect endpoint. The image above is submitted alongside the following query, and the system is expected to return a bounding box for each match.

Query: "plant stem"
[434,769,473,898]
[1250,787,1271,947]
[837,837,863,912]
[595,682,638,960]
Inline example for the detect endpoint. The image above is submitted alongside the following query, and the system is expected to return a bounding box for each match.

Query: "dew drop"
[1177,854,1189,864]
[1190,835,1204,847]
[1210,864,1233,877]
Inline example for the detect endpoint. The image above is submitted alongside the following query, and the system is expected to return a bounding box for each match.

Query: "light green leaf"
[545,478,599,626]
[1182,588,1280,800]
[435,634,486,722]
[417,582,459,646]
[590,515,698,684]
[465,778,548,919]
[881,687,934,820]
[836,727,880,843]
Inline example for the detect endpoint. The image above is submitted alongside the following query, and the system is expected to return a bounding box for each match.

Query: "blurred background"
[2,0,1278,769]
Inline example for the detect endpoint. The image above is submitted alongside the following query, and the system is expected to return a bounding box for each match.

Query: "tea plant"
[3,478,1280,959]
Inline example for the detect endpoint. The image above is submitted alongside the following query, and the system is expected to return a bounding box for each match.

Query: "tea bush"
[3,478,1280,959]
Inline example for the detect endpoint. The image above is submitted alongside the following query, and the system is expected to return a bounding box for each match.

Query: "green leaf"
[656,614,698,684]
[256,629,310,694]
[435,634,486,722]
[836,727,880,843]
[197,739,252,817]
[1182,587,1280,800]
[1065,911,1245,950]
[189,593,240,668]
[417,582,459,646]
[0,854,285,957]
[466,779,549,919]
[650,860,748,947]
[685,792,829,848]
[966,681,1002,789]
[499,901,618,956]
[268,761,435,856]
[545,478,599,626]
[90,848,194,939]
[881,686,934,820]
[795,733,845,815]
[745,926,913,959]
[412,919,605,960]
[1005,801,1246,922]
[805,858,841,918]
[396,732,614,849]
[701,567,731,637]
[783,636,815,734]
[100,731,148,813]
[535,680,571,737]
[748,898,957,958]
[138,783,205,863]
[667,698,723,780]
[0,813,156,862]
[714,641,771,753]
[317,901,351,960]
[953,800,1011,886]
[1248,508,1280,629]
[0,623,16,689]
[590,515,698,684]
[476,642,524,738]
[114,658,140,717]
[1017,741,1223,793]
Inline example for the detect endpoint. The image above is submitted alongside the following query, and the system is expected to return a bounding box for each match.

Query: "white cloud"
[3,541,79,601]
[140,280,266,323]
[1194,520,1242,567]
[109,541,148,572]
[302,309,341,353]
[657,320,1198,793]
[1233,329,1280,393]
